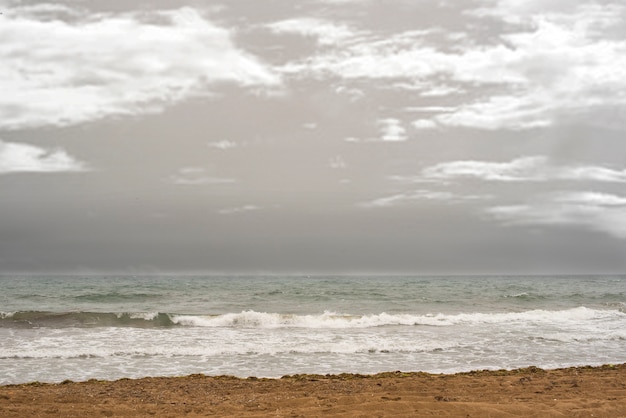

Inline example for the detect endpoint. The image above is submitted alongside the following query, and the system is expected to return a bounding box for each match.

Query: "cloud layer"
[0,5,279,130]
[373,156,626,239]
[422,157,626,183]
[272,1,626,131]
[0,140,87,174]
[487,191,626,239]
[2,0,626,273]
[169,167,236,186]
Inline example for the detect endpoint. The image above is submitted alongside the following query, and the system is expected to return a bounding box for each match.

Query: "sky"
[1,0,626,274]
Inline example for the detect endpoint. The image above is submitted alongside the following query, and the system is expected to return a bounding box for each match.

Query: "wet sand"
[1,364,625,417]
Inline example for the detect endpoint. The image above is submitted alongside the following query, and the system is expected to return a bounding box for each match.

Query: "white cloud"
[217,205,261,215]
[386,175,440,184]
[406,106,457,113]
[0,6,280,130]
[360,191,450,208]
[0,139,87,174]
[377,118,407,142]
[421,156,626,183]
[390,157,626,239]
[431,94,553,131]
[329,155,347,169]
[280,30,448,80]
[275,2,626,130]
[334,86,366,102]
[343,119,408,143]
[444,6,626,129]
[360,189,490,208]
[557,165,626,183]
[170,167,236,185]
[360,194,411,208]
[3,3,81,19]
[412,119,438,130]
[423,156,548,182]
[473,0,623,28]
[266,18,359,46]
[486,191,626,239]
[208,140,238,150]
[413,153,626,239]
[554,191,626,206]
[420,86,465,97]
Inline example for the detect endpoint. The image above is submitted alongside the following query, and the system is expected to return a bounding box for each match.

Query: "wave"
[503,292,546,300]
[171,307,625,328]
[0,344,458,360]
[1,307,624,329]
[0,311,175,328]
[73,292,164,302]
[2,332,625,361]
[603,302,626,313]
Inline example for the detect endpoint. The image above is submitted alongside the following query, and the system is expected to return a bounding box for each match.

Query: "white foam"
[169,307,624,329]
[2,305,626,385]
[0,326,459,360]
[112,312,161,320]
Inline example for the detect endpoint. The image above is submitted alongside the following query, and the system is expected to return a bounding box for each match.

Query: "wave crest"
[1,307,623,329]
[171,307,624,329]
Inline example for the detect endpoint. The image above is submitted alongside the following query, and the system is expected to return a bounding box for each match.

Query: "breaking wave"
[2,307,623,329]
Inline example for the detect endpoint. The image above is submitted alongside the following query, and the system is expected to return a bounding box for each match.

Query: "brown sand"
[1,364,625,417]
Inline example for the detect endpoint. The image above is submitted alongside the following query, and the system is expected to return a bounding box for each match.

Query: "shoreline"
[2,364,625,417]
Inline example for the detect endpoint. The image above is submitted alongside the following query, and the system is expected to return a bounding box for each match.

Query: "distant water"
[1,275,625,385]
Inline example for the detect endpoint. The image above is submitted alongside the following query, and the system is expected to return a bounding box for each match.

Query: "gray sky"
[2,0,626,274]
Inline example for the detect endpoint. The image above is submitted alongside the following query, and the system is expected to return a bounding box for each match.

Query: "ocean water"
[0,274,625,385]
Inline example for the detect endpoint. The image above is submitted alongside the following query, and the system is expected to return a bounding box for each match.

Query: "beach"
[1,364,625,417]
[3,0,626,413]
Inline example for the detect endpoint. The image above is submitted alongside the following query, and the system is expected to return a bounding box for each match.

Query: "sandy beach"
[1,364,625,417]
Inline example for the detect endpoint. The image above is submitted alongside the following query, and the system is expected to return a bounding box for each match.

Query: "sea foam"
[170,307,624,329]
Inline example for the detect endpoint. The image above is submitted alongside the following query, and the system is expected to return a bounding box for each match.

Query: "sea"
[1,274,625,385]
